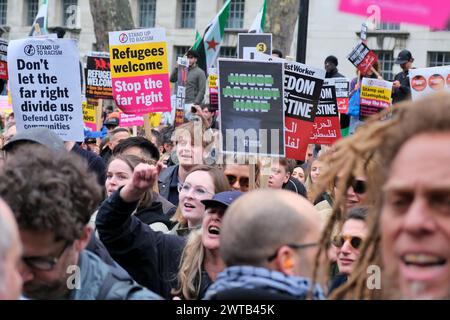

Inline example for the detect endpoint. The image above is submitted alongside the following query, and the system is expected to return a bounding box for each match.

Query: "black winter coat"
[96,189,212,299]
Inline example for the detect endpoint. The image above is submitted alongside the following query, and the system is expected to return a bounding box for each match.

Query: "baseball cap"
[3,127,66,152]
[104,117,119,127]
[201,191,243,209]
[395,50,413,64]
[84,137,97,144]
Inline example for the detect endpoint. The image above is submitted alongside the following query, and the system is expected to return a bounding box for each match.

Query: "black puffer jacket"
[135,193,176,230]
[96,189,212,299]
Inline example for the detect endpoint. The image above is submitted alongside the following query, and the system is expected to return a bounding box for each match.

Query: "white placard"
[409,66,450,100]
[8,38,83,141]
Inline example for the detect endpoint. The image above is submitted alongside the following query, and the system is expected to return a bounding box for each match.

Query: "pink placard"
[339,0,450,30]
[84,122,97,132]
[119,112,144,127]
[112,73,171,115]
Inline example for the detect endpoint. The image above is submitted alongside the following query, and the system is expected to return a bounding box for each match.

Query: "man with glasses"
[204,189,324,300]
[329,206,368,293]
[0,146,161,300]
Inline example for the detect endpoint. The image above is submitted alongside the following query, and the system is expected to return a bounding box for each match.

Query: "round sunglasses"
[332,235,363,250]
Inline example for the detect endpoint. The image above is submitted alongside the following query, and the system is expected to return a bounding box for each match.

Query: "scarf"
[204,265,325,300]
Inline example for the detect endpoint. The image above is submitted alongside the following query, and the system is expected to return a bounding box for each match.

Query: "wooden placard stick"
[144,113,152,141]
[95,99,103,131]
[370,66,383,79]
[248,155,256,190]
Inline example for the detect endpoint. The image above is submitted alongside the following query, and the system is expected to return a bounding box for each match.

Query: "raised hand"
[120,163,162,202]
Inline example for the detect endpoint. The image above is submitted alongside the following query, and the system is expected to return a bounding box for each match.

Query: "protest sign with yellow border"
[360,77,392,119]
[109,28,171,115]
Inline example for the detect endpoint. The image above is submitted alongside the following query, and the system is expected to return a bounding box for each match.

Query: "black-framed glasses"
[226,174,249,189]
[22,241,72,271]
[332,235,363,250]
[267,243,318,262]
[334,177,367,194]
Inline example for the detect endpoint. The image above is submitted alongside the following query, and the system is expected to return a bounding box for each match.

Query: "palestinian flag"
[29,0,48,36]
[248,0,267,33]
[193,0,231,73]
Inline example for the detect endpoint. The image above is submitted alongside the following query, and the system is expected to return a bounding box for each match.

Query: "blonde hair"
[171,228,204,299]
[307,153,332,203]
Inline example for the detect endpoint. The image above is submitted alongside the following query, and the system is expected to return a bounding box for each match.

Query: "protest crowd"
[0,0,450,304]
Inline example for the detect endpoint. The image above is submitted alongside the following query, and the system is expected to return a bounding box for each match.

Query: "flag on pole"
[192,0,231,72]
[193,30,202,50]
[248,0,267,33]
[29,0,48,36]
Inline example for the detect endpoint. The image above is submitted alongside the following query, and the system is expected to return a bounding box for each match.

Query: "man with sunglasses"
[329,207,368,293]
[0,146,161,300]
[204,189,324,300]
[224,164,251,192]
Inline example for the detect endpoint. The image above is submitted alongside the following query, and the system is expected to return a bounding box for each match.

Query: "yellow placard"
[110,42,168,78]
[208,74,218,88]
[256,42,267,52]
[148,112,162,127]
[82,100,96,124]
[360,85,391,103]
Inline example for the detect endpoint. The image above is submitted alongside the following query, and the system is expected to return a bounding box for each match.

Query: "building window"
[27,0,39,26]
[173,45,191,66]
[226,0,245,29]
[139,0,156,28]
[374,50,394,81]
[428,51,450,67]
[220,46,237,58]
[377,22,400,31]
[180,0,196,29]
[0,0,7,25]
[62,0,78,27]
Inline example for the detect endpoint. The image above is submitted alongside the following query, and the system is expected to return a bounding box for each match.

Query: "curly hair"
[0,145,102,243]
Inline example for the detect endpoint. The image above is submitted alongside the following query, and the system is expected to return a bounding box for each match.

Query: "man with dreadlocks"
[313,92,450,299]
